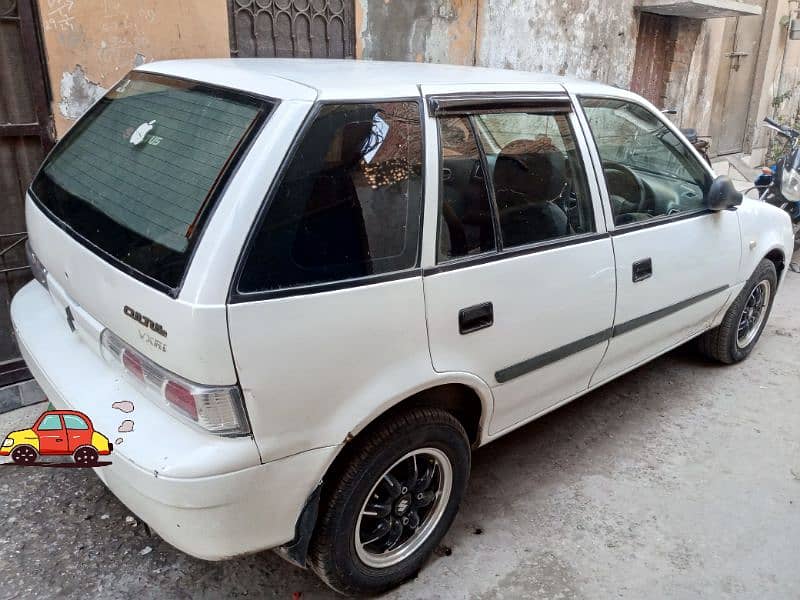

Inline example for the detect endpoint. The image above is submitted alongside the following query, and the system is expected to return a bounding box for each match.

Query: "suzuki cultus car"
[12,59,793,595]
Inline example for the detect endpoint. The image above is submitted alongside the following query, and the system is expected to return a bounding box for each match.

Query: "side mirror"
[706,175,743,211]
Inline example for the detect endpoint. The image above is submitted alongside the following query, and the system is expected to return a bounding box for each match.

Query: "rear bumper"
[11,280,337,560]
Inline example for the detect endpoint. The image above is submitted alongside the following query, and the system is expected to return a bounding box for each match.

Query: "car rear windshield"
[31,72,273,292]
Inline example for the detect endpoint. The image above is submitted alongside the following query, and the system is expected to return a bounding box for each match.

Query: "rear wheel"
[10,445,37,465]
[73,446,99,466]
[698,259,777,363]
[309,408,470,596]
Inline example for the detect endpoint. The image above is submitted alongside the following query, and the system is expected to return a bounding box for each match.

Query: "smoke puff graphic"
[112,401,135,413]
[118,420,134,433]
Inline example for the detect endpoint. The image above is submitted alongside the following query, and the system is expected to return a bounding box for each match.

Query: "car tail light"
[100,329,250,436]
[121,349,144,382]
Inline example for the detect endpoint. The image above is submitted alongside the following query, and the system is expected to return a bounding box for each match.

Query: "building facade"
[1,0,798,399]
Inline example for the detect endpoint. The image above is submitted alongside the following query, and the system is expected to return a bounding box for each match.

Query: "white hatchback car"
[13,59,793,595]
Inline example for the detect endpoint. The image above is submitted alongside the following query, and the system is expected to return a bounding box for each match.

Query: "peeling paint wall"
[356,0,639,86]
[37,0,230,136]
[356,0,478,64]
[476,0,639,87]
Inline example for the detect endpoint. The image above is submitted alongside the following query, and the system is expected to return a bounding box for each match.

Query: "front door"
[577,96,741,385]
[422,92,616,436]
[34,413,68,454]
[710,4,766,155]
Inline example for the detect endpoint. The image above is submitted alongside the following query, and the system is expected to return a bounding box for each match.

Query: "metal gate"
[0,0,53,386]
[228,0,355,58]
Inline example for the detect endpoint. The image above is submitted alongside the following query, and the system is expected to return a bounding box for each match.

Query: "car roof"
[42,410,89,418]
[137,58,623,102]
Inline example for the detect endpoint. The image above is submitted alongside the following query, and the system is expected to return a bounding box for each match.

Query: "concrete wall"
[37,0,230,137]
[355,0,800,161]
[355,0,640,87]
[476,0,639,87]
[749,0,800,156]
[356,0,479,64]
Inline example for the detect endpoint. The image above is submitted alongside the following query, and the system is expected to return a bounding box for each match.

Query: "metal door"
[228,0,355,58]
[711,5,766,155]
[0,0,54,386]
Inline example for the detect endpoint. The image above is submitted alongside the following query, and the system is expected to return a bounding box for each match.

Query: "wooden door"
[0,0,54,386]
[227,0,355,58]
[631,13,676,108]
[711,6,766,155]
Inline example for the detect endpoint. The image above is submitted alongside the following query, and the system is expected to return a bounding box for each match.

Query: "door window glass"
[474,112,595,248]
[438,117,496,261]
[37,415,63,430]
[580,98,712,226]
[239,102,423,293]
[63,415,89,430]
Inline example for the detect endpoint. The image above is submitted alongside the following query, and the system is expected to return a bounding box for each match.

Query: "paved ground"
[1,257,799,599]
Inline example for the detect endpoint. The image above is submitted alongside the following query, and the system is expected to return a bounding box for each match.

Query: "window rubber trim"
[28,71,277,298]
[229,97,427,304]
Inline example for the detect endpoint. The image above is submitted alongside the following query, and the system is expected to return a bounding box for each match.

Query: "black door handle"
[459,302,493,334]
[632,258,653,282]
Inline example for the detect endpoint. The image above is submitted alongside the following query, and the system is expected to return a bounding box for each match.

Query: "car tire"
[308,407,471,596]
[698,259,777,364]
[73,446,99,466]
[10,445,38,465]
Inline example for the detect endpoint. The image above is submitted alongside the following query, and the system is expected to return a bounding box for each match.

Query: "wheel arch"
[763,247,786,285]
[276,374,493,569]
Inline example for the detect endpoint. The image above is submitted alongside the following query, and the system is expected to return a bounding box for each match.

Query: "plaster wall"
[355,0,640,87]
[37,0,230,136]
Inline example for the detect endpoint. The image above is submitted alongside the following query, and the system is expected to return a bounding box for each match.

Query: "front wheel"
[698,259,777,363]
[10,445,38,465]
[309,408,470,596]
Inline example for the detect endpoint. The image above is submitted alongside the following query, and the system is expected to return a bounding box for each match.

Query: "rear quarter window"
[237,101,424,295]
[31,72,273,293]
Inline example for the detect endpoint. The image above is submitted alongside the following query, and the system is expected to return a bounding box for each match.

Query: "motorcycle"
[680,128,712,166]
[753,117,800,251]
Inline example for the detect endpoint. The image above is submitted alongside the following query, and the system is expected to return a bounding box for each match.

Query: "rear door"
[421,87,616,436]
[227,100,433,462]
[574,93,741,384]
[63,414,92,452]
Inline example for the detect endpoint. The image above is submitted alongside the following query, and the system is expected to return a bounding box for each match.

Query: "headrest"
[493,139,567,205]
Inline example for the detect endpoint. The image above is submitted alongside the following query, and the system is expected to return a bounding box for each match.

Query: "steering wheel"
[602,161,647,212]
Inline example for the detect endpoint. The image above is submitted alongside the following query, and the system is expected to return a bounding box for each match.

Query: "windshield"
[31,72,273,292]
